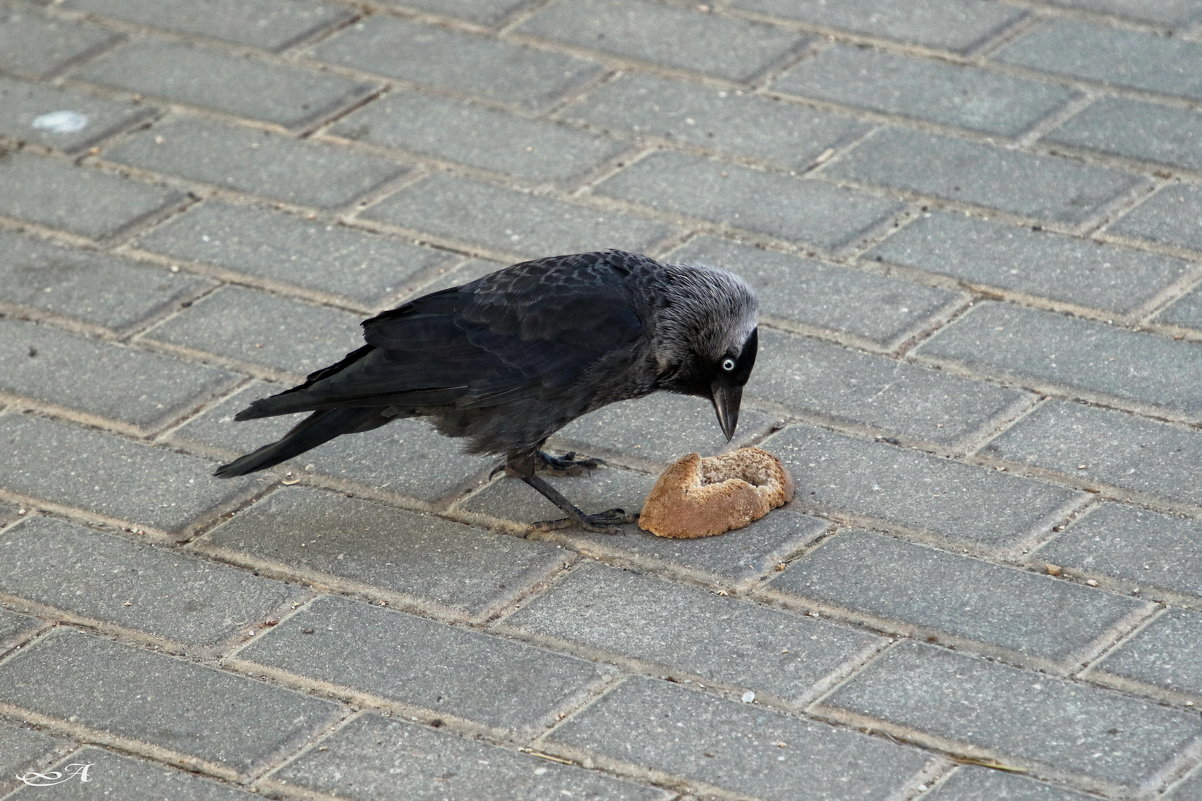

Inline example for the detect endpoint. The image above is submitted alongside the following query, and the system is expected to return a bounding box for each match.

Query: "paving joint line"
[961,5,1040,58]
[884,292,978,360]
[1012,89,1096,148]
[275,7,365,57]
[999,0,1188,35]
[969,448,1202,523]
[296,84,387,140]
[1143,734,1202,800]
[805,700,1130,801]
[1072,605,1169,680]
[895,758,959,801]
[115,244,381,317]
[755,575,1139,680]
[802,168,1086,237]
[1132,263,1202,324]
[744,33,827,92]
[944,390,1044,461]
[245,706,363,789]
[1005,491,1098,558]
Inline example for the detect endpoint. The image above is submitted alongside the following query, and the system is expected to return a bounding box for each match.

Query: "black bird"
[214,250,759,532]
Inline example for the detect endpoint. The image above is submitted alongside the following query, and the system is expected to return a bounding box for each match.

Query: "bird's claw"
[536,450,606,477]
[531,507,636,534]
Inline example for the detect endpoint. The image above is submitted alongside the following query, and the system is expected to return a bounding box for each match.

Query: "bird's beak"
[710,380,742,441]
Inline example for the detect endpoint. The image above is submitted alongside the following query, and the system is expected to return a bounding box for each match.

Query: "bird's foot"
[535,450,606,477]
[532,507,636,534]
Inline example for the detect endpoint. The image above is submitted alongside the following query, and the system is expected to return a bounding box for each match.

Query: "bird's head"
[653,263,759,441]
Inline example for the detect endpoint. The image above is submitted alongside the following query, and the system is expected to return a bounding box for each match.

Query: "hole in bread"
[699,455,775,488]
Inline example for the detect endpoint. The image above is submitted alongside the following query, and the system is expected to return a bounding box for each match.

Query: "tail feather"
[232,394,308,421]
[214,408,385,477]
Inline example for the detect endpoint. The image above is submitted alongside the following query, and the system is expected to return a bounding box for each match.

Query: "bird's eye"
[721,357,736,372]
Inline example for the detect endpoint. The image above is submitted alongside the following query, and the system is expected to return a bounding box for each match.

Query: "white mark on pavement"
[32,110,89,134]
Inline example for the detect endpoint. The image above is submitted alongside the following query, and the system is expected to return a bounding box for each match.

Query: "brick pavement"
[1,1,1201,799]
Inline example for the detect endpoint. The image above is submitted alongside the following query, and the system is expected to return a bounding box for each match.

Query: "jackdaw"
[214,249,759,531]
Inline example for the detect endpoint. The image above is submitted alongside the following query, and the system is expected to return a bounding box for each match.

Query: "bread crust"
[638,447,794,538]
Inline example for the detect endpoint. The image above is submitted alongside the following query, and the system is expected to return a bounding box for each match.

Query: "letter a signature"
[16,763,93,786]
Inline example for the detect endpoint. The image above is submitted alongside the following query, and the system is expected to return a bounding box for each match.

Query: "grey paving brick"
[775,46,1074,137]
[772,528,1144,665]
[7,747,262,800]
[0,74,153,153]
[923,765,1110,801]
[0,719,69,796]
[1035,503,1202,600]
[459,462,655,526]
[103,116,407,209]
[0,516,301,647]
[0,628,339,774]
[562,72,869,170]
[0,608,42,649]
[1110,184,1202,254]
[74,39,375,130]
[556,392,776,466]
[203,486,568,618]
[752,328,1028,446]
[915,302,1202,421]
[596,151,905,252]
[985,401,1202,509]
[62,0,353,51]
[362,173,676,258]
[869,211,1193,315]
[0,230,210,333]
[170,382,497,502]
[1031,0,1202,26]
[307,15,600,110]
[134,200,449,308]
[0,413,259,536]
[519,0,806,81]
[820,641,1202,789]
[330,91,626,185]
[823,127,1145,226]
[507,561,878,699]
[0,316,237,431]
[546,505,827,585]
[995,20,1202,102]
[548,675,930,801]
[670,236,963,347]
[273,713,669,801]
[1092,608,1202,700]
[726,0,1025,54]
[237,595,608,732]
[0,151,183,239]
[1155,286,1202,334]
[0,6,117,78]
[142,286,364,375]
[1046,97,1202,173]
[763,423,1087,549]
[371,0,532,26]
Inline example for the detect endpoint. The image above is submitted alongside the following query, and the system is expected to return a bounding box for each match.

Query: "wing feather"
[236,251,648,419]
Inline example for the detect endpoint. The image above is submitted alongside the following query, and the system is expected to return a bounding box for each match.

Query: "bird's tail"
[213,408,384,477]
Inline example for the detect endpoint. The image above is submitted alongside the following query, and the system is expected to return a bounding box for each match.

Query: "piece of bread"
[638,447,794,538]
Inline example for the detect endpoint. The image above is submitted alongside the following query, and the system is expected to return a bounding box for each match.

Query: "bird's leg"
[488,450,604,480]
[522,474,637,533]
[504,453,634,534]
[535,449,606,476]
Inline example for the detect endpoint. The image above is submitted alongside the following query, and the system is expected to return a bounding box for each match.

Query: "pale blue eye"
[721,358,736,372]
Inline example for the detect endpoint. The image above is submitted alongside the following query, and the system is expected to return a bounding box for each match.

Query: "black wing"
[234,251,649,420]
